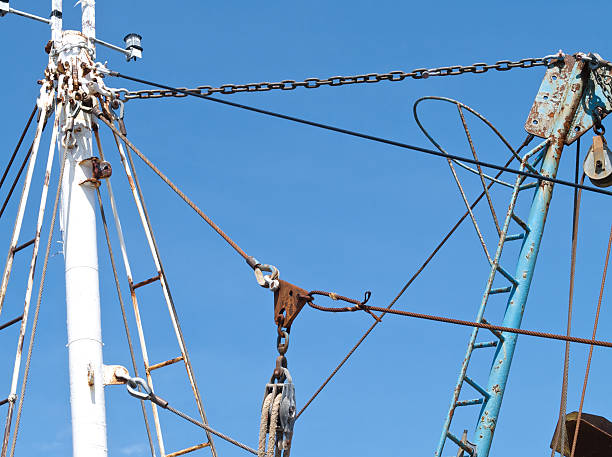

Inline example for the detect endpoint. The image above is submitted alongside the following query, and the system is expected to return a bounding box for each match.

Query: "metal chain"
[115,54,564,101]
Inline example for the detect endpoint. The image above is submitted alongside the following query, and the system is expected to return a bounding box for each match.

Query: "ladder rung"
[473,341,498,349]
[446,432,474,456]
[519,182,538,191]
[147,355,184,373]
[511,212,530,232]
[495,264,518,285]
[0,314,23,332]
[481,318,505,341]
[165,442,211,457]
[463,375,489,398]
[11,238,35,254]
[132,274,161,290]
[489,286,512,295]
[504,233,524,242]
[455,398,484,407]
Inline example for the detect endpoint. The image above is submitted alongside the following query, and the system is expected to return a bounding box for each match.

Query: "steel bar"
[472,56,587,457]
[93,129,156,457]
[109,124,217,457]
[99,136,166,456]
[10,239,35,255]
[132,275,161,290]
[8,8,49,24]
[166,443,210,457]
[0,316,22,332]
[0,105,47,322]
[147,356,184,373]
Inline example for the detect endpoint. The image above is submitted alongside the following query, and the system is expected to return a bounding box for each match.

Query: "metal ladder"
[103,131,217,457]
[435,142,545,457]
[0,103,59,457]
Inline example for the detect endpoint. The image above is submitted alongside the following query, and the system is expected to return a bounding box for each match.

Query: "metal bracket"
[566,66,612,144]
[79,156,112,188]
[525,55,586,141]
[103,364,130,386]
[274,280,309,329]
[0,1,9,17]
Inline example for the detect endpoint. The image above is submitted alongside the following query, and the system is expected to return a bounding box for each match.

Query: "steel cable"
[107,71,612,199]
[306,301,612,349]
[296,136,533,419]
[569,224,612,457]
[93,128,157,457]
[161,403,257,455]
[551,141,583,457]
[8,143,66,457]
[0,106,37,195]
[98,116,251,262]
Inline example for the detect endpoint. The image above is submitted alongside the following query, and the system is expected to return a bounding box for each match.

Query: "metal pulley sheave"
[584,134,612,187]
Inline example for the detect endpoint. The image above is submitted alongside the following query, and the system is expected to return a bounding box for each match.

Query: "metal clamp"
[254,263,280,291]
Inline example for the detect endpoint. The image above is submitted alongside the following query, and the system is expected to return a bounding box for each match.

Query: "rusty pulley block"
[273,279,310,330]
[584,133,612,187]
[551,411,612,457]
[79,156,112,188]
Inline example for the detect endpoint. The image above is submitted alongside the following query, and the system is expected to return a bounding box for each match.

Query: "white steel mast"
[56,1,108,456]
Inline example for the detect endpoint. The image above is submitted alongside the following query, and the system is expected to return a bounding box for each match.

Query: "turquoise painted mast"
[436,55,589,457]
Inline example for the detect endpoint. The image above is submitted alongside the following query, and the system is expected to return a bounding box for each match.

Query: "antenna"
[0,1,143,61]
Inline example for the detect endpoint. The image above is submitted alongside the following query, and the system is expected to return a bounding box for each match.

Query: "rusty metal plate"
[274,279,309,329]
[525,55,584,138]
[550,411,612,457]
[566,67,612,144]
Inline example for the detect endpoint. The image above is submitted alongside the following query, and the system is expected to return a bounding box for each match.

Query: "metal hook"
[125,376,152,401]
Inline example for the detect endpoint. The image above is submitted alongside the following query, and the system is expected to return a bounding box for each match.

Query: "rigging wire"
[295,135,534,419]
[107,71,612,199]
[551,140,583,457]
[0,106,37,195]
[93,127,157,457]
[305,300,612,349]
[8,141,66,457]
[98,116,252,263]
[569,224,612,457]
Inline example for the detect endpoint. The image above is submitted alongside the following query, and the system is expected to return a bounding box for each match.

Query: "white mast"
[57,1,108,456]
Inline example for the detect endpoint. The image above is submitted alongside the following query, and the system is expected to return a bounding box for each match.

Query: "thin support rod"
[0,106,37,193]
[472,57,586,457]
[0,105,48,321]
[1,108,60,457]
[457,105,501,236]
[9,142,67,457]
[109,124,217,457]
[93,128,156,457]
[569,224,612,457]
[100,134,166,456]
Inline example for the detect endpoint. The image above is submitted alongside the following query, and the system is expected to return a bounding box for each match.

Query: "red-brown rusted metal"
[273,280,310,329]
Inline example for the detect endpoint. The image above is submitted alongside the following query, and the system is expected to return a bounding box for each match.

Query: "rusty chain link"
[115,54,564,101]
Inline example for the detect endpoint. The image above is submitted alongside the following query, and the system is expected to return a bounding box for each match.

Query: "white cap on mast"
[50,0,62,43]
[80,0,95,40]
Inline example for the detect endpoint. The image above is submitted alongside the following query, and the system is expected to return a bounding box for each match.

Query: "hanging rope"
[569,224,612,457]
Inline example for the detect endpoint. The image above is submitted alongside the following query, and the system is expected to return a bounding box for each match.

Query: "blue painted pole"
[472,57,586,456]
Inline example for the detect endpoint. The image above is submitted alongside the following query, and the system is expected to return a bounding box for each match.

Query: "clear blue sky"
[0,1,611,456]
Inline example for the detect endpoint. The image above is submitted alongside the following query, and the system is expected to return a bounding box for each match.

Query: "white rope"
[267,394,283,457]
[258,393,274,457]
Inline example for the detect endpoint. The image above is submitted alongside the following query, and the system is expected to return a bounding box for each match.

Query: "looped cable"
[254,263,280,291]
[126,376,152,401]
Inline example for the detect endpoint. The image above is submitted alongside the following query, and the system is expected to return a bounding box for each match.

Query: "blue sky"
[0,1,612,456]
